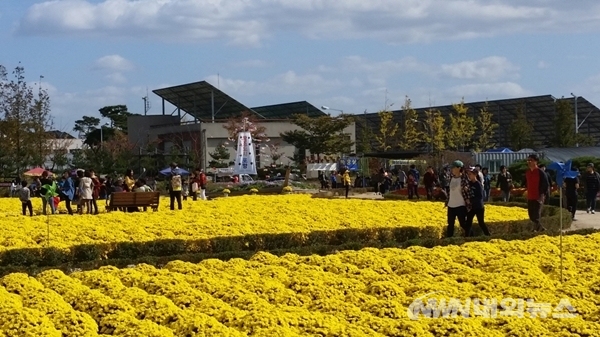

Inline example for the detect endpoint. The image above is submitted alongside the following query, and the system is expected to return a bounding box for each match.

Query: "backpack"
[171,175,182,191]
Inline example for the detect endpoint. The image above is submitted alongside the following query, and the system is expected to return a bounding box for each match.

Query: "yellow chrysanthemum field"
[2,194,595,336]
[2,233,600,337]
[0,195,529,251]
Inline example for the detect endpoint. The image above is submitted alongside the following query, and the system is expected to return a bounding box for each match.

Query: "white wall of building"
[43,138,84,171]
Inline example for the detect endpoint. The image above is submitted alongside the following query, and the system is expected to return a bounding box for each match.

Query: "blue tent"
[159,167,190,176]
[486,147,513,153]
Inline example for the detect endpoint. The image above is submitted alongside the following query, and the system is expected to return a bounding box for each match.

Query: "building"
[127,81,356,170]
[358,95,600,151]
[44,131,84,171]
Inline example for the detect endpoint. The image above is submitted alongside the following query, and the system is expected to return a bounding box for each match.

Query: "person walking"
[409,165,420,199]
[59,170,75,215]
[19,181,33,216]
[168,162,183,210]
[538,163,552,204]
[78,170,94,214]
[445,160,472,238]
[439,167,450,196]
[466,167,491,236]
[583,163,600,214]
[343,169,351,198]
[38,171,57,215]
[481,167,491,202]
[397,169,407,189]
[564,168,579,220]
[496,165,513,202]
[423,166,437,201]
[525,154,549,231]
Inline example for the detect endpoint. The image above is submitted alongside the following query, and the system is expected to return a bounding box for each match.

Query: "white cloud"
[441,56,519,81]
[447,82,532,98]
[16,0,600,45]
[537,60,550,69]
[232,59,268,68]
[94,54,134,72]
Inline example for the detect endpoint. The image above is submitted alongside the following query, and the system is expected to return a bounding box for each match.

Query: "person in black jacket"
[538,163,552,204]
[496,166,513,202]
[564,169,579,220]
[466,167,491,236]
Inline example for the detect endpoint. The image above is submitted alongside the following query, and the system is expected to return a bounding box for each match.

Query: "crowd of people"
[16,163,209,216]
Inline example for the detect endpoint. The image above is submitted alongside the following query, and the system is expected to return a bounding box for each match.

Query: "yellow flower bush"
[2,233,600,336]
[0,195,528,252]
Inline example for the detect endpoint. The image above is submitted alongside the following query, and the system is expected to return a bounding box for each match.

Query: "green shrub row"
[0,201,571,271]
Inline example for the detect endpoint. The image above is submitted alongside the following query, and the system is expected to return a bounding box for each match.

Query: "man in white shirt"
[445,160,473,238]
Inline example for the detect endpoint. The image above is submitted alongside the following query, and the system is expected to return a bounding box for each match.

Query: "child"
[19,181,33,216]
[466,167,491,236]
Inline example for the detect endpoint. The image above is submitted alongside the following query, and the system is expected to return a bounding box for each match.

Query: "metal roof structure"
[153,81,256,121]
[541,147,600,163]
[153,81,325,121]
[250,101,326,119]
[358,95,600,151]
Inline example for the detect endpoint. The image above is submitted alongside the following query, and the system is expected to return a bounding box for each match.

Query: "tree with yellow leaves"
[446,98,476,152]
[472,102,498,152]
[422,108,447,154]
[398,96,423,150]
[374,110,399,152]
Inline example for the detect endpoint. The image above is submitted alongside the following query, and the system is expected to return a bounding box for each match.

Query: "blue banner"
[340,157,359,171]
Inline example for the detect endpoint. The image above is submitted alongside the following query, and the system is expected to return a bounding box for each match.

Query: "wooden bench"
[106,192,160,212]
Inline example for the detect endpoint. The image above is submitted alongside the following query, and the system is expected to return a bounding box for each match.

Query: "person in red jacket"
[525,154,549,232]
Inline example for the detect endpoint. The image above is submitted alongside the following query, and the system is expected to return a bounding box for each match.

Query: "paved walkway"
[337,192,599,232]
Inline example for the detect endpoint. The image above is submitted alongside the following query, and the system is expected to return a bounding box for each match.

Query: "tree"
[0,64,53,173]
[266,143,285,165]
[280,114,354,161]
[73,116,100,139]
[398,96,422,150]
[356,117,374,154]
[99,105,135,132]
[446,98,476,152]
[374,110,399,152]
[508,102,534,150]
[224,111,269,146]
[472,102,498,152]
[208,143,231,168]
[552,99,577,147]
[423,108,447,154]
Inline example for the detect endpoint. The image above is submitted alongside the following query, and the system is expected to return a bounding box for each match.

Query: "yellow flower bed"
[0,195,528,251]
[2,233,600,336]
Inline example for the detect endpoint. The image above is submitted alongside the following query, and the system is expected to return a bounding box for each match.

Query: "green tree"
[280,114,354,160]
[374,110,399,152]
[552,99,577,147]
[0,64,53,173]
[99,105,135,132]
[73,116,100,139]
[398,96,422,150]
[356,117,374,154]
[446,98,476,151]
[423,108,447,154]
[473,102,498,152]
[208,143,231,168]
[509,103,534,150]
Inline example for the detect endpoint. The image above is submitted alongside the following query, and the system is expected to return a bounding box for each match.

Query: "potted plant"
[250,188,259,195]
[223,188,231,197]
[282,186,293,194]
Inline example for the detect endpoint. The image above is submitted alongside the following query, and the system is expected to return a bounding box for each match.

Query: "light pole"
[412,119,432,153]
[99,123,109,149]
[320,105,343,114]
[571,93,579,147]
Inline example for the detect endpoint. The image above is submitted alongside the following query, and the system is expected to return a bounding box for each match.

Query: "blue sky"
[1,0,600,134]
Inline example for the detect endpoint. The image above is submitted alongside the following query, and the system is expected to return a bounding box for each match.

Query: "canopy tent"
[486,147,513,153]
[306,163,337,179]
[23,167,52,177]
[159,167,190,176]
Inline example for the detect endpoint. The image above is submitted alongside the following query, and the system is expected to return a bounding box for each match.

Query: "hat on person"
[452,160,464,168]
[467,166,479,174]
[588,163,595,168]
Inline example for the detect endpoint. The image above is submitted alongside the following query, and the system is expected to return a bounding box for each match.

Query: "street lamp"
[412,119,432,153]
[321,106,343,114]
[571,93,579,147]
